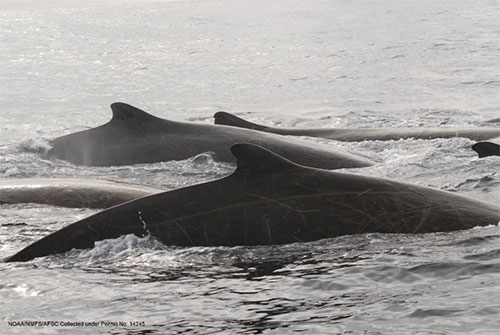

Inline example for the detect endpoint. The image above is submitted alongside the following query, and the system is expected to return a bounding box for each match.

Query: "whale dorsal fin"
[214,112,268,131]
[110,102,160,123]
[472,142,500,158]
[231,143,298,177]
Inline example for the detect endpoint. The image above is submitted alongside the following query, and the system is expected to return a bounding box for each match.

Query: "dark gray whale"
[484,117,500,124]
[214,111,500,141]
[472,142,500,158]
[0,178,161,208]
[7,143,499,262]
[48,103,373,170]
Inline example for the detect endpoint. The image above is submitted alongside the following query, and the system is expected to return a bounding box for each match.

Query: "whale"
[0,178,162,208]
[214,111,500,142]
[484,117,500,124]
[6,143,499,263]
[47,103,373,170]
[472,142,500,158]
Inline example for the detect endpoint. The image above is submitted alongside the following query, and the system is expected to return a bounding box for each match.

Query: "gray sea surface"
[1,0,499,334]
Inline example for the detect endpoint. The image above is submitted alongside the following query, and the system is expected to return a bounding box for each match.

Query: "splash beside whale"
[7,143,499,263]
[214,111,500,142]
[47,103,373,170]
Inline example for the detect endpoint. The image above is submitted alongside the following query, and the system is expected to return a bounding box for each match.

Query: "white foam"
[17,137,53,154]
[70,234,165,262]
[0,283,41,298]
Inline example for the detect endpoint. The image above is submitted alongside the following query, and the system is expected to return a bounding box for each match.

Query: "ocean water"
[1,0,499,334]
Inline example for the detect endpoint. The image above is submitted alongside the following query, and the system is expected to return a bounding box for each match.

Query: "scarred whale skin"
[214,111,500,142]
[0,178,161,208]
[6,143,499,262]
[47,103,373,170]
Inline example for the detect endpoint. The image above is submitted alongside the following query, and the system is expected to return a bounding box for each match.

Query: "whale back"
[472,142,500,158]
[214,112,500,142]
[47,103,375,169]
[7,143,500,262]
[484,117,500,124]
[48,103,177,166]
[0,178,162,208]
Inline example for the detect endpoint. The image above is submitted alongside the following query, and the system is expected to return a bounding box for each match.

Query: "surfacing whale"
[7,143,499,262]
[214,111,500,142]
[47,103,373,170]
[0,178,162,208]
[484,117,500,124]
[472,142,500,158]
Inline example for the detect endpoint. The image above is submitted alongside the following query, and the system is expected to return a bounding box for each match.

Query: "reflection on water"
[1,220,499,334]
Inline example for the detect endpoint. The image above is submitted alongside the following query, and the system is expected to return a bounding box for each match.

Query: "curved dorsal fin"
[110,102,159,123]
[230,143,298,177]
[472,142,500,158]
[214,112,268,131]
